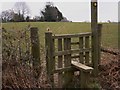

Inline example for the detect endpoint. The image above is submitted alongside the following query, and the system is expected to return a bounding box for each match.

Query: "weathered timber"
[85,36,90,65]
[54,67,72,73]
[91,0,98,76]
[54,48,91,56]
[30,27,40,79]
[71,61,93,72]
[45,31,55,87]
[72,61,93,88]
[53,32,92,39]
[79,37,84,63]
[63,38,73,88]
[58,39,63,87]
[98,24,102,64]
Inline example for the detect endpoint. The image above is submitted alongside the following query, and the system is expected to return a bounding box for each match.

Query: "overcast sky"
[0,0,119,22]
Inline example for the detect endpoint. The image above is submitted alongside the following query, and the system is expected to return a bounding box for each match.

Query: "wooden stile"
[44,0,101,88]
[45,30,99,88]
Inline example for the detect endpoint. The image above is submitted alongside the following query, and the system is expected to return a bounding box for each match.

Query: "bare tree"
[1,9,14,22]
[14,2,30,18]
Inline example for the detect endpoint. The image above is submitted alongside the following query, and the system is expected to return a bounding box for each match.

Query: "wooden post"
[45,31,55,87]
[98,24,102,64]
[30,27,40,79]
[79,37,84,87]
[91,0,98,76]
[80,71,89,88]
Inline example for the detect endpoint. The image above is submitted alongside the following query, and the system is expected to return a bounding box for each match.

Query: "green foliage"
[41,2,64,22]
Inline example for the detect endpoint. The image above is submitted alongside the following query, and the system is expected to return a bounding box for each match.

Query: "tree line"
[0,2,69,23]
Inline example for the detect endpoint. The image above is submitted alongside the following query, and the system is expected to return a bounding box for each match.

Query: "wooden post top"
[45,28,52,34]
[30,27,38,31]
[91,0,97,2]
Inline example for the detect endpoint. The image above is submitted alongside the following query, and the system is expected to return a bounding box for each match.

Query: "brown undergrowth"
[2,28,51,89]
[2,28,120,89]
[98,51,120,90]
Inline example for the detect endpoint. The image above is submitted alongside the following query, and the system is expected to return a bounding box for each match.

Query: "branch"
[101,47,119,55]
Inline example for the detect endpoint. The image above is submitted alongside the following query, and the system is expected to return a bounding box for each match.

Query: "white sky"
[0,0,119,22]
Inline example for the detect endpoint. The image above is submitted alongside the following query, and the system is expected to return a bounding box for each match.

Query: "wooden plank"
[58,39,63,87]
[53,32,92,39]
[71,61,93,72]
[91,0,98,76]
[85,36,90,65]
[45,31,54,87]
[54,48,91,56]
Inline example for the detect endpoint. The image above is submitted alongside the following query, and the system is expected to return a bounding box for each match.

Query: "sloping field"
[2,22,118,49]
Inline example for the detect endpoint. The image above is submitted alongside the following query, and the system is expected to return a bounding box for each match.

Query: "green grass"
[2,22,118,49]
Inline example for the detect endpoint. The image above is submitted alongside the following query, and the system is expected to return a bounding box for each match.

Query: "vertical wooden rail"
[79,37,84,63]
[85,36,90,65]
[91,0,98,76]
[79,37,85,88]
[98,24,102,64]
[58,39,63,87]
[63,38,73,88]
[45,31,55,87]
[30,27,40,79]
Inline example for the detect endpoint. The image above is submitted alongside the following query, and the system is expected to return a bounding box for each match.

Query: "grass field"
[2,22,118,49]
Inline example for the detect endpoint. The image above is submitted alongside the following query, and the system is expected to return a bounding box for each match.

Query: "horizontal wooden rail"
[54,48,91,56]
[54,67,72,73]
[71,55,81,58]
[71,42,79,45]
[71,61,93,72]
[52,32,92,39]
